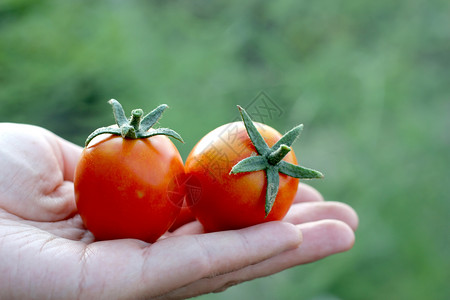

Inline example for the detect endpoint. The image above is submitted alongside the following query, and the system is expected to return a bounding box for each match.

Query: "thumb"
[0,124,81,221]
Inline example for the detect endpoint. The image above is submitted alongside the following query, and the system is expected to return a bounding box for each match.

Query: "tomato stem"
[267,144,291,165]
[130,109,143,131]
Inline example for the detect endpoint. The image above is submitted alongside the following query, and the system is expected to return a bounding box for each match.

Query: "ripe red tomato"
[184,122,295,231]
[74,100,185,243]
[184,106,323,232]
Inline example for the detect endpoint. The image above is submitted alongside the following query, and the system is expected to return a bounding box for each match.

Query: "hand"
[0,123,358,299]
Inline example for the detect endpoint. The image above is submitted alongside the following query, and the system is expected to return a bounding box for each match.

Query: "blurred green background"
[1,0,449,299]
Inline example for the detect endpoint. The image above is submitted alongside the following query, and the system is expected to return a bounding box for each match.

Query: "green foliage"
[1,0,449,299]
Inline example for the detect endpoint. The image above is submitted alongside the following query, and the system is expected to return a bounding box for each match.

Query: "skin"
[0,123,358,299]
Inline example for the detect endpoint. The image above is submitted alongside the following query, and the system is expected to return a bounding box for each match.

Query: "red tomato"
[74,100,185,243]
[75,134,184,243]
[185,121,299,232]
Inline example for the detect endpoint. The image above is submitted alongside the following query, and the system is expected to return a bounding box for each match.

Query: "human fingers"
[36,129,81,220]
[168,183,326,236]
[37,132,81,220]
[293,182,324,203]
[161,220,354,298]
[165,220,204,237]
[0,124,77,221]
[75,221,302,299]
[53,134,82,181]
[168,188,353,238]
[284,201,359,230]
[169,201,358,243]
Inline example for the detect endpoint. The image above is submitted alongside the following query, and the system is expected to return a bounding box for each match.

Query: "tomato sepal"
[139,128,184,143]
[229,155,267,174]
[278,161,324,179]
[265,166,280,216]
[271,124,303,150]
[237,105,271,156]
[139,103,169,131]
[85,99,183,146]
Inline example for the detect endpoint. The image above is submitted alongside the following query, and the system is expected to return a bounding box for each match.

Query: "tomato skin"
[168,198,196,231]
[74,134,185,243]
[185,122,299,232]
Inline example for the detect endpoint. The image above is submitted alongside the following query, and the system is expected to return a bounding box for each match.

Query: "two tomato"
[74,100,322,243]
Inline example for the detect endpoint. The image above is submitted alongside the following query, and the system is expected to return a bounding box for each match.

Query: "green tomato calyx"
[230,105,323,217]
[85,99,184,146]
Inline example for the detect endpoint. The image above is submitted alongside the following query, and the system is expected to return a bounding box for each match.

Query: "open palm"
[0,123,358,299]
